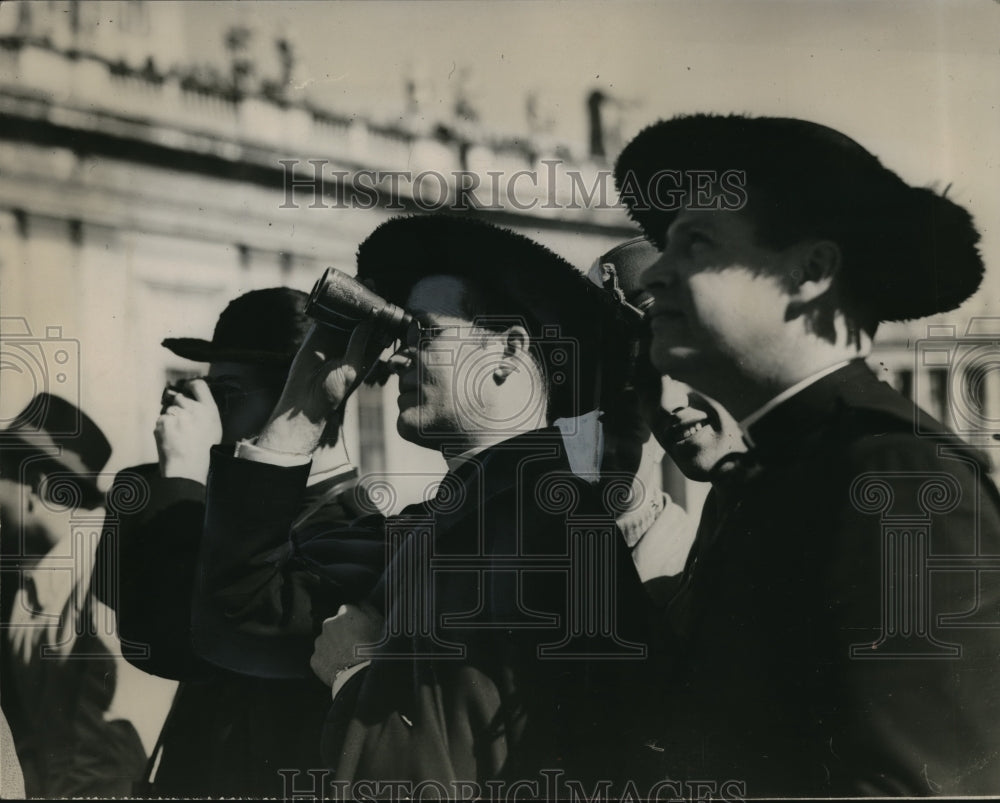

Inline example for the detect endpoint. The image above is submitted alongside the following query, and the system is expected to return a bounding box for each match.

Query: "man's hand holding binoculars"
[256,320,393,456]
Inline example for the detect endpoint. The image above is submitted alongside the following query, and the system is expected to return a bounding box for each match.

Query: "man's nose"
[640,253,676,291]
[660,375,694,413]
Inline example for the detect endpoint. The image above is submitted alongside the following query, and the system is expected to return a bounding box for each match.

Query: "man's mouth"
[664,412,713,445]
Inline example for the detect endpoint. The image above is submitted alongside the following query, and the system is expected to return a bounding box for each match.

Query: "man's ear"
[788,239,840,303]
[494,325,530,381]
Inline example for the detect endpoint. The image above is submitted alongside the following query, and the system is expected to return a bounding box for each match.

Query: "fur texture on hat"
[613,114,984,322]
[356,214,638,417]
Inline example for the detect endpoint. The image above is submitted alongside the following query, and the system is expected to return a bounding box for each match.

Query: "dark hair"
[741,177,982,336]
[458,281,556,421]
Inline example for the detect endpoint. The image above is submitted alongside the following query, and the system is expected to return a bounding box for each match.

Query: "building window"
[927,367,950,426]
[895,367,914,401]
[356,384,386,474]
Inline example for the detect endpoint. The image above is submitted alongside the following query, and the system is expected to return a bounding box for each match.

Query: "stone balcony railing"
[0,39,631,229]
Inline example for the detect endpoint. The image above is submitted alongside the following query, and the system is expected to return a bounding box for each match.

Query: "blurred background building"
[0,0,659,510]
[1,0,998,512]
[1,0,997,775]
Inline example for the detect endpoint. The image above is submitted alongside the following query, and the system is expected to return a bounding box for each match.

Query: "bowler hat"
[162,287,310,365]
[614,114,984,322]
[0,393,111,508]
[355,215,637,417]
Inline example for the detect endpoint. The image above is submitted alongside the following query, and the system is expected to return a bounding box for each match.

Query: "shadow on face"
[206,361,288,444]
[393,275,547,450]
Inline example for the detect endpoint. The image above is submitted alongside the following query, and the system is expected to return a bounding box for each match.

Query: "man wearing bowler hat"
[615,114,1000,796]
[94,288,384,797]
[0,393,149,797]
[194,215,652,791]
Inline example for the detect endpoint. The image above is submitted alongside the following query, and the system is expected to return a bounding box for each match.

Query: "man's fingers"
[344,319,378,368]
[186,378,216,406]
[168,392,196,410]
[300,321,352,365]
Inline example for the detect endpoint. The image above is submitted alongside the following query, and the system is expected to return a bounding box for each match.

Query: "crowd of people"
[2,114,999,799]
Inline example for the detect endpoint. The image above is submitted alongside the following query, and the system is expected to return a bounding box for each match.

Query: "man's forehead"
[406,274,474,318]
[666,207,754,237]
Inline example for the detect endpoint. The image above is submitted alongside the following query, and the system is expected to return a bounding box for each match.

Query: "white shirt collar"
[740,359,854,435]
[554,410,603,483]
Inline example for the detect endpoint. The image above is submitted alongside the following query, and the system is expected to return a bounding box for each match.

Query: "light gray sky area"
[180,0,1000,281]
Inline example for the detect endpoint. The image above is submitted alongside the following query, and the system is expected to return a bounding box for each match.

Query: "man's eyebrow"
[666,216,715,239]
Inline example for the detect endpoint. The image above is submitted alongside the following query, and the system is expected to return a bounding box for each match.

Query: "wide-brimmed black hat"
[162,287,310,365]
[614,114,984,322]
[0,393,111,508]
[355,214,637,417]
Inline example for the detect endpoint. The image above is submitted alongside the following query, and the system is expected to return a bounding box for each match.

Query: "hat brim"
[614,114,985,321]
[161,338,296,366]
[356,215,641,417]
[0,432,104,507]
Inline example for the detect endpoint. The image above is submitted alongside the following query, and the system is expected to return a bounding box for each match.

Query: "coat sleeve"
[192,446,387,680]
[822,432,1000,796]
[94,464,215,681]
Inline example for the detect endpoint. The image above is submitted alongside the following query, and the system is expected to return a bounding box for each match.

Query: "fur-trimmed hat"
[162,287,310,366]
[355,214,637,417]
[613,114,984,322]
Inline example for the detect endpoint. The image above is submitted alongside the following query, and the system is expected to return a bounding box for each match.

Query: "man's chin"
[395,412,436,448]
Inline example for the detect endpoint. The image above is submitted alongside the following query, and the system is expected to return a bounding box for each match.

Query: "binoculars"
[305,268,412,340]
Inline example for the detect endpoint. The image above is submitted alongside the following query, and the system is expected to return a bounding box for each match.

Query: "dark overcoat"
[654,360,1000,797]
[94,462,381,797]
[196,428,654,794]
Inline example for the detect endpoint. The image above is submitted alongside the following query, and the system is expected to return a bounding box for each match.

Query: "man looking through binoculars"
[193,215,652,789]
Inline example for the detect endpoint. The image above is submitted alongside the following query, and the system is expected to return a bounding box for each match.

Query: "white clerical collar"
[444,443,491,473]
[740,359,854,435]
